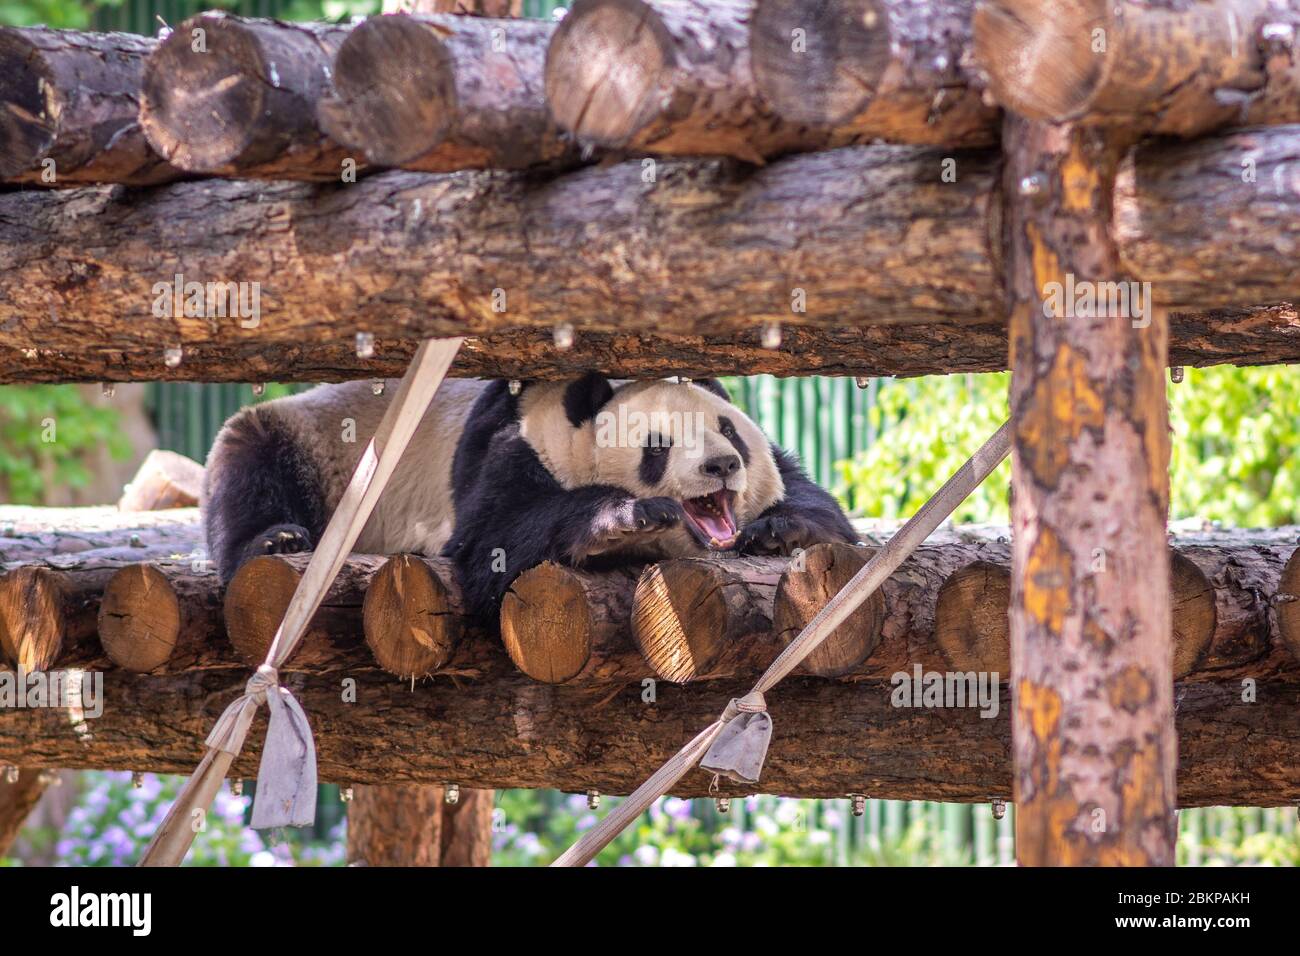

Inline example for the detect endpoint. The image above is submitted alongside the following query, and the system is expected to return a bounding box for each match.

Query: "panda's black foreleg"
[736,447,858,555]
[203,408,328,584]
[448,480,683,621]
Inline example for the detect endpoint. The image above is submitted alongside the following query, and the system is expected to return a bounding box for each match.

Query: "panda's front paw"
[735,514,816,556]
[242,524,313,564]
[631,497,683,532]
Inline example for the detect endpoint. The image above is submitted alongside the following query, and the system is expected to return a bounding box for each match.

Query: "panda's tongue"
[682,491,737,547]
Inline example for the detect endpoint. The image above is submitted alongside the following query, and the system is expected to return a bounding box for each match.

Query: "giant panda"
[202,373,858,622]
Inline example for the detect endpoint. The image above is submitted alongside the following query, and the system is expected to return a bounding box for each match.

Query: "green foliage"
[1169,365,1299,526]
[836,373,1012,524]
[0,385,130,504]
[835,365,1299,528]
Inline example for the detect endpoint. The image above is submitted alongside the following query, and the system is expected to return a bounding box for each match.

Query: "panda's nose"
[700,453,741,479]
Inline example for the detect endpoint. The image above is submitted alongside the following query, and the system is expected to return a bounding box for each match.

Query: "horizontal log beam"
[1,662,1297,804]
[2,129,1299,376]
[974,0,1300,136]
[4,306,1297,382]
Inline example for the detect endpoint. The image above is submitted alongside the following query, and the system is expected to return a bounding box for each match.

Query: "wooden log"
[499,562,646,684]
[97,560,231,674]
[1004,117,1175,866]
[0,508,200,567]
[222,553,384,672]
[750,0,997,147]
[3,131,1299,356]
[7,307,1298,384]
[974,0,1300,136]
[0,767,48,858]
[319,14,577,172]
[1277,545,1300,664]
[630,556,787,683]
[438,786,494,866]
[362,554,464,680]
[545,0,865,161]
[117,449,205,512]
[1116,126,1300,309]
[0,27,178,186]
[773,543,884,677]
[0,567,66,670]
[347,783,443,866]
[140,14,354,180]
[933,549,1216,680]
[2,662,1300,804]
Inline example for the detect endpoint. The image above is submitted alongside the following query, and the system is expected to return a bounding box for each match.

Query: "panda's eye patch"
[718,416,750,464]
[639,434,672,484]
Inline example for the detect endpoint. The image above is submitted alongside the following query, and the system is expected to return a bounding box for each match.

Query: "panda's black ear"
[694,378,732,402]
[562,372,615,427]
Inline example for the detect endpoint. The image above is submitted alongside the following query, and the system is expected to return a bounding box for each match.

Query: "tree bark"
[0,27,178,186]
[1004,117,1176,866]
[974,0,1300,135]
[140,15,354,180]
[346,783,443,866]
[0,507,200,567]
[439,787,494,866]
[0,767,48,858]
[750,0,996,147]
[319,14,577,172]
[1116,126,1300,309]
[1,663,1298,804]
[3,132,1296,368]
[7,309,1296,384]
[546,0,866,162]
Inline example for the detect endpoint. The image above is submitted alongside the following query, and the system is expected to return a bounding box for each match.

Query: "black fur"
[637,433,672,485]
[450,379,520,513]
[204,408,328,584]
[694,379,731,401]
[562,372,615,427]
[442,422,679,622]
[717,415,750,465]
[735,446,858,556]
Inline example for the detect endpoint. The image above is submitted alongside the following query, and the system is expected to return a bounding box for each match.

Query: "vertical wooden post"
[1003,117,1176,866]
[0,768,48,858]
[347,785,495,866]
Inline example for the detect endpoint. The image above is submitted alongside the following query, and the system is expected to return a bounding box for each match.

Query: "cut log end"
[500,562,599,684]
[773,542,882,677]
[117,449,205,512]
[1171,550,1216,680]
[749,0,891,127]
[972,0,1109,122]
[0,566,66,671]
[318,15,457,167]
[1275,546,1300,666]
[632,560,739,683]
[362,555,461,679]
[140,16,265,170]
[544,0,672,145]
[98,563,181,673]
[0,31,57,179]
[222,554,302,666]
[934,559,1011,675]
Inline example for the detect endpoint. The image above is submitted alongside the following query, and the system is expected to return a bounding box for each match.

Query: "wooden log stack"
[2,502,1298,806]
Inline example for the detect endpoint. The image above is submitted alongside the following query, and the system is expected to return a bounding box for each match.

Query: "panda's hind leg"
[203,406,327,584]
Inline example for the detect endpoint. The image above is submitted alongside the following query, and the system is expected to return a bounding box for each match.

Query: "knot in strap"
[702,691,773,786]
[244,664,279,703]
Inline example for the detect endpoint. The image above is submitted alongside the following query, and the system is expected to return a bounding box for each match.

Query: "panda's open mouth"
[681,490,738,549]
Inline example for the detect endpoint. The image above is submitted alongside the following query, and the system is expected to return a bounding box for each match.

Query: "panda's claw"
[244,524,314,562]
[631,497,682,532]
